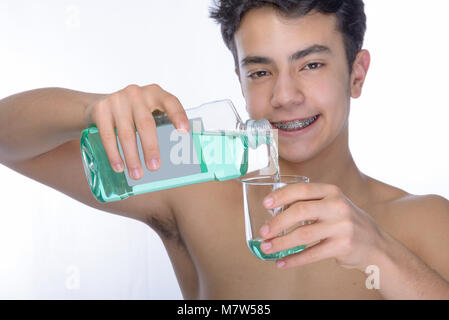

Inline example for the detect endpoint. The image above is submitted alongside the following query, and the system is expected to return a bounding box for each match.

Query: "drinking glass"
[241,175,310,261]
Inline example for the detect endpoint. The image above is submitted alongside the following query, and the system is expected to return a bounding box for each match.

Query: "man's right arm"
[0,87,102,163]
[0,86,190,226]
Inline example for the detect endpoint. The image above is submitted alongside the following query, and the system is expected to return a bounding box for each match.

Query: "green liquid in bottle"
[247,238,306,261]
[192,130,248,181]
[81,124,254,202]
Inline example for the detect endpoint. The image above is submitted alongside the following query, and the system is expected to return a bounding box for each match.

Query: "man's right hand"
[83,84,190,180]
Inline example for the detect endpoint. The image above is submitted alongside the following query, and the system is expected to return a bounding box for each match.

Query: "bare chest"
[169,181,384,299]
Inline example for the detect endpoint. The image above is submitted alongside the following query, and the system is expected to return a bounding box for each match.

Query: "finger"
[263,182,341,209]
[95,102,124,172]
[260,200,327,239]
[111,97,143,180]
[275,238,337,269]
[260,221,330,256]
[132,97,161,171]
[146,87,189,133]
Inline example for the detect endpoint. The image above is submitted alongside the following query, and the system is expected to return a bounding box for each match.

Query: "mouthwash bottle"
[80,100,276,202]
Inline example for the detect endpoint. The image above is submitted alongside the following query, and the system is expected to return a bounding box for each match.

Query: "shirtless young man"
[1,0,449,300]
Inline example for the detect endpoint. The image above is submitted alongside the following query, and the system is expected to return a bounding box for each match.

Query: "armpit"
[147,213,183,246]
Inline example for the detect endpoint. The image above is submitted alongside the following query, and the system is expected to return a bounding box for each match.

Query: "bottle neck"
[243,119,272,132]
[242,119,273,149]
[151,104,273,141]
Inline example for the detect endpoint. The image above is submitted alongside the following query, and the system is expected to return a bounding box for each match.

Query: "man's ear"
[350,49,371,98]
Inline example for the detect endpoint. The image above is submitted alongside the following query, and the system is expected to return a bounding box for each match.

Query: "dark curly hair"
[210,0,366,72]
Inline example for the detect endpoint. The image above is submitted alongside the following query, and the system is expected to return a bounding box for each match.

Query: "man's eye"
[303,62,324,71]
[248,71,270,79]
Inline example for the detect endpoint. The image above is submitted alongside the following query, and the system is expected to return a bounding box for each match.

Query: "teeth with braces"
[273,115,318,131]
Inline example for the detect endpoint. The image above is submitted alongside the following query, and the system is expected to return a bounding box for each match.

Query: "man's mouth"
[271,114,320,131]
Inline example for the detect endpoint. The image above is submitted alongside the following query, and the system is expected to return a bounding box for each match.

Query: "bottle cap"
[245,119,272,149]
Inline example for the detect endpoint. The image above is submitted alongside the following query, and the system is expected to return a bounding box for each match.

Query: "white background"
[0,0,448,299]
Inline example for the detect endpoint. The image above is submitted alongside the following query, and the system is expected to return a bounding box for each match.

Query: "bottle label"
[117,118,204,187]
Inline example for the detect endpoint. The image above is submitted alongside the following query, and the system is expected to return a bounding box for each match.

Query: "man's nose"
[270,71,305,109]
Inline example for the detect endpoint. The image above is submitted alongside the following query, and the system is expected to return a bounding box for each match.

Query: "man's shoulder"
[382,192,449,280]
[365,176,449,274]
[366,176,449,214]
[374,183,448,247]
[390,192,449,243]
[366,177,449,247]
[388,192,449,218]
[378,182,449,230]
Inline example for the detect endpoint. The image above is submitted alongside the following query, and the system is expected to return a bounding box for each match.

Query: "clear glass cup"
[241,175,310,261]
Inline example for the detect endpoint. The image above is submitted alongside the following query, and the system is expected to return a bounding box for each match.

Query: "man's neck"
[278,126,370,207]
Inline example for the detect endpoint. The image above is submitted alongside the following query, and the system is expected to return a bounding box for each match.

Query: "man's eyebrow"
[289,44,331,62]
[240,44,332,68]
[240,56,274,68]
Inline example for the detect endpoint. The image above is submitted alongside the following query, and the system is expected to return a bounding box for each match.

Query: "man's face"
[234,7,354,163]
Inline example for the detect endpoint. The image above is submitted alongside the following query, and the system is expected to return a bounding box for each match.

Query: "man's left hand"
[260,182,387,271]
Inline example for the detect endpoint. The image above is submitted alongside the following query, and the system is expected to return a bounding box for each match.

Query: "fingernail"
[131,168,141,179]
[260,225,270,236]
[263,197,274,207]
[177,122,189,134]
[149,159,159,170]
[276,260,286,268]
[261,241,272,251]
[114,163,123,172]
